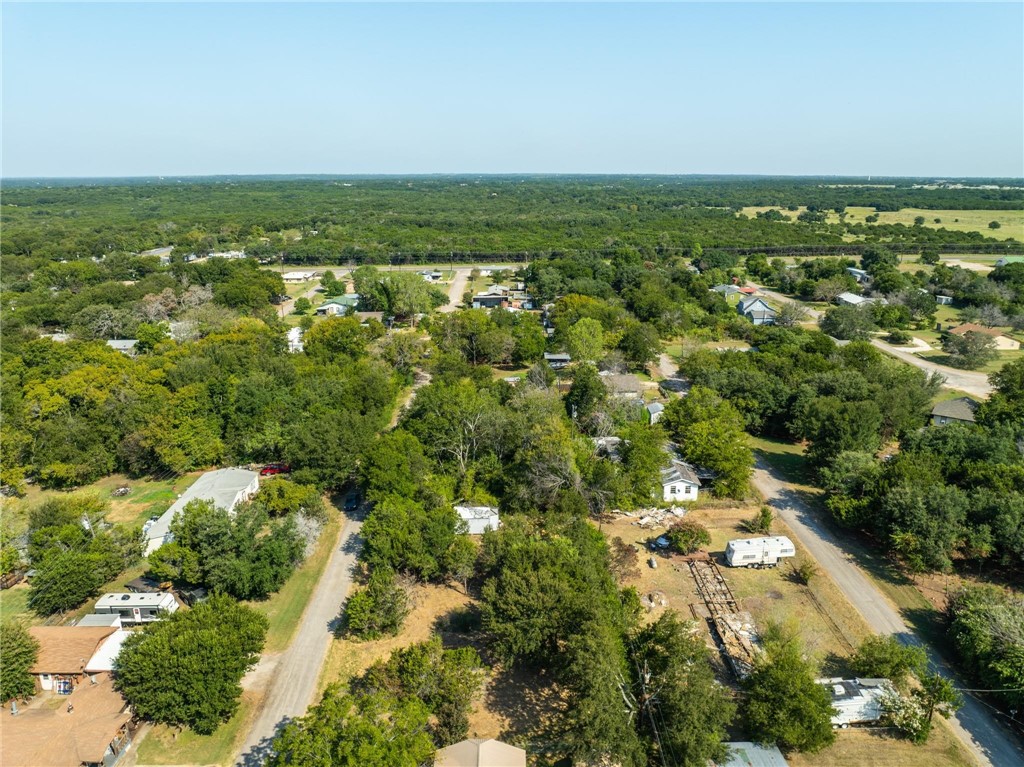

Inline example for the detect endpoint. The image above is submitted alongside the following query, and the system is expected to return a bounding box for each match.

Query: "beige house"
[947,323,1021,351]
[435,738,526,767]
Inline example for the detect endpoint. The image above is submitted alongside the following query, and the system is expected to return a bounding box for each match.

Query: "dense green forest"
[2,177,1021,271]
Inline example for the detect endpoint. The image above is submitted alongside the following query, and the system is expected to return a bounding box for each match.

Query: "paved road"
[752,460,1022,767]
[869,339,993,398]
[234,514,364,766]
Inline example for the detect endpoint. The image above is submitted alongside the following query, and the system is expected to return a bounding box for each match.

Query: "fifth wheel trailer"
[725,536,796,568]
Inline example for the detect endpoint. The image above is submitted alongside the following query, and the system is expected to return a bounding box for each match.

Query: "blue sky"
[2,3,1022,177]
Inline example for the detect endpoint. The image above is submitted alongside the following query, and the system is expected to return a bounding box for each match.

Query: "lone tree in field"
[665,519,711,555]
[942,330,997,370]
[0,620,39,703]
[114,594,267,734]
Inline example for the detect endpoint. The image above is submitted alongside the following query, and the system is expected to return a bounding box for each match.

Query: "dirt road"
[234,514,363,766]
[752,460,1022,767]
[869,339,993,398]
[753,285,824,319]
[440,268,471,312]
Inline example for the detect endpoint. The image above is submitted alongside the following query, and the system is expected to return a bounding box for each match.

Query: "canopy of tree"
[114,594,267,734]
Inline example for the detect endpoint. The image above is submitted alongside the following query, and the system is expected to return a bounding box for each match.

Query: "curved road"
[753,460,1022,767]
[752,284,993,398]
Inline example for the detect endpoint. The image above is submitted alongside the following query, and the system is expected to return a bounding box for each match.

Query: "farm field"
[739,205,1023,241]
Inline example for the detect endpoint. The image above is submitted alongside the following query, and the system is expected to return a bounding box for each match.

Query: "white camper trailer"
[725,536,795,568]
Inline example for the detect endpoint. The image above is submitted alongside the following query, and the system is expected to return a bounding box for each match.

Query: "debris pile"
[640,591,669,611]
[623,506,687,529]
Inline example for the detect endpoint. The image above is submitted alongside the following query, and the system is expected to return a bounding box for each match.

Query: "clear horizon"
[3,3,1023,178]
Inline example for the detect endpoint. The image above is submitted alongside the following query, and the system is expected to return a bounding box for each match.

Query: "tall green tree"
[114,595,268,734]
[742,624,836,753]
[0,621,39,702]
[631,612,735,766]
[268,689,434,767]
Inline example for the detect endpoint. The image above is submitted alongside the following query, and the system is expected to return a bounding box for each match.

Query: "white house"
[846,267,871,284]
[836,292,869,307]
[818,678,895,726]
[144,468,260,554]
[93,592,179,624]
[287,326,304,353]
[283,271,317,283]
[454,506,500,535]
[660,460,701,502]
[106,339,139,356]
[935,294,953,305]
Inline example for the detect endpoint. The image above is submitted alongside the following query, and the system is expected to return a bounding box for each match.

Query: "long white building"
[144,468,259,554]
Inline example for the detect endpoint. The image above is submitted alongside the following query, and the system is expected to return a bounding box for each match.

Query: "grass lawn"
[917,349,1022,375]
[250,506,343,653]
[136,697,255,766]
[0,473,201,533]
[0,585,31,623]
[740,205,1022,241]
[749,435,817,486]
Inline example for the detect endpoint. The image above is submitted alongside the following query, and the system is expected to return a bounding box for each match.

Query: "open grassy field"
[739,205,1023,241]
[1,472,200,534]
[843,207,1024,241]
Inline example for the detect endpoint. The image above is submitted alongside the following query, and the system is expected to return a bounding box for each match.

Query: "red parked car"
[260,463,291,476]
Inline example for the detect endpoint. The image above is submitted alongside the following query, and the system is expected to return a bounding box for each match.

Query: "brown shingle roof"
[29,626,117,675]
[948,323,1002,339]
[3,673,131,767]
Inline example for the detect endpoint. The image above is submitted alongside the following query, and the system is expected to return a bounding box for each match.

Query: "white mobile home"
[725,536,795,568]
[94,592,179,624]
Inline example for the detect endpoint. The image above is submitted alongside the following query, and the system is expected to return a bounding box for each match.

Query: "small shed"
[287,326,304,353]
[935,294,953,305]
[454,506,500,535]
[646,402,665,424]
[846,267,871,284]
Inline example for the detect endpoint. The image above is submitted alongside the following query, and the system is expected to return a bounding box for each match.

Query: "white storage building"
[454,506,500,535]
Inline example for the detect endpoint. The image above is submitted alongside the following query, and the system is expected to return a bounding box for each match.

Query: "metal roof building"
[144,468,259,554]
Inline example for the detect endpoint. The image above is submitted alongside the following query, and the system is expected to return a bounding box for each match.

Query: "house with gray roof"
[661,459,701,502]
[106,339,139,356]
[931,397,980,426]
[713,742,789,767]
[646,402,665,424]
[737,297,776,326]
[144,468,259,554]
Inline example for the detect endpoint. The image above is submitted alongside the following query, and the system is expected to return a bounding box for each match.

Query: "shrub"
[344,567,409,640]
[743,506,774,535]
[665,519,711,554]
